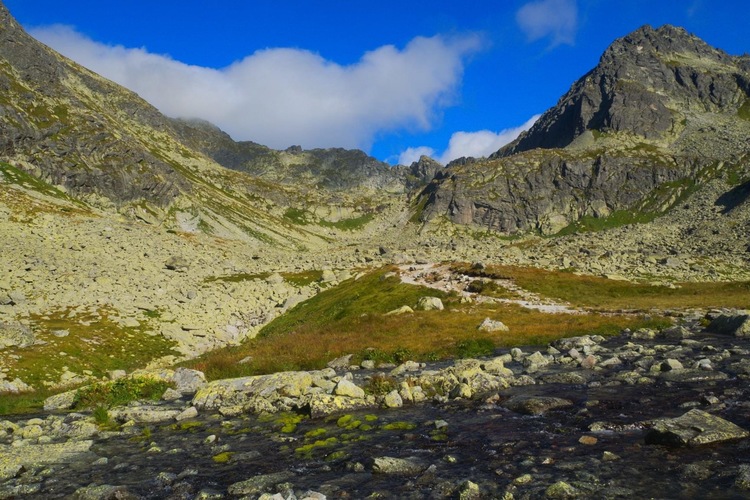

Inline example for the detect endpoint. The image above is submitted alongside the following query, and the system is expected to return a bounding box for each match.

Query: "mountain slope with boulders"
[419,25,750,236]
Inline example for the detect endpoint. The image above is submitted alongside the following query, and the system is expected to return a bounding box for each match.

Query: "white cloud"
[31,25,481,150]
[516,0,578,46]
[398,115,539,166]
[398,146,437,166]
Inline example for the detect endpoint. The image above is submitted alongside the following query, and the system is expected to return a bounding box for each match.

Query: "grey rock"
[646,409,749,446]
[227,471,295,497]
[0,322,34,349]
[416,296,444,311]
[504,395,574,416]
[372,456,426,475]
[334,379,365,399]
[172,367,206,394]
[478,317,509,332]
[708,313,750,338]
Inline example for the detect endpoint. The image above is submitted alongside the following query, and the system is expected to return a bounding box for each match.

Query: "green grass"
[554,210,657,237]
[0,307,178,415]
[319,213,375,231]
[454,263,750,310]
[181,267,663,380]
[738,99,750,121]
[72,377,172,409]
[0,162,83,206]
[284,207,311,225]
[203,270,323,286]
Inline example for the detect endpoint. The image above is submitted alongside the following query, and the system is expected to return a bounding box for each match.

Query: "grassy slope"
[453,263,750,310]
[183,267,664,380]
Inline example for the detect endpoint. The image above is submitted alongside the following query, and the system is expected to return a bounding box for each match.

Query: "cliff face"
[421,25,750,235]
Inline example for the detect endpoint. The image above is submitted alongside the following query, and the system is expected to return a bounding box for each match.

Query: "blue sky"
[4,0,748,165]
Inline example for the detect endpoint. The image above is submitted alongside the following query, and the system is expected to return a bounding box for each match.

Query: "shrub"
[455,338,496,358]
[73,377,172,410]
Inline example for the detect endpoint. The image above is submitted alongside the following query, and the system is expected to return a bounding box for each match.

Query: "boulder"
[307,394,377,418]
[478,318,509,332]
[416,297,444,311]
[333,379,365,399]
[372,456,426,475]
[0,322,34,349]
[708,313,750,338]
[504,395,574,416]
[43,389,78,411]
[0,440,94,481]
[227,471,295,497]
[646,409,749,446]
[172,367,206,394]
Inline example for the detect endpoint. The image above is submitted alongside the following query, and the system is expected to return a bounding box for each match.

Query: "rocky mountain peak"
[498,24,750,156]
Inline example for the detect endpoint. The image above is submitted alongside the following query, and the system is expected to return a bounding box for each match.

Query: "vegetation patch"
[453,263,750,310]
[182,266,660,381]
[319,213,374,231]
[465,279,520,299]
[738,99,750,121]
[554,210,657,237]
[73,377,172,410]
[0,307,179,415]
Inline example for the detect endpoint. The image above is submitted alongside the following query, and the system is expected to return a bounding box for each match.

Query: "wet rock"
[0,440,94,481]
[307,394,376,418]
[372,456,426,475]
[503,395,574,416]
[540,372,590,384]
[708,313,750,338]
[660,370,729,383]
[662,325,694,340]
[227,471,295,497]
[457,480,481,499]
[545,481,578,498]
[660,359,684,371]
[523,351,551,373]
[735,464,750,490]
[646,409,749,446]
[384,390,403,408]
[71,484,139,499]
[110,406,181,423]
[175,406,199,421]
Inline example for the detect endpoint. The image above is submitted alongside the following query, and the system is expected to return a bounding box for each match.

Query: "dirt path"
[398,263,584,315]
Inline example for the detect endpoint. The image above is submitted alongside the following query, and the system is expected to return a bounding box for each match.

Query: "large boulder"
[0,323,34,349]
[646,409,749,446]
[416,297,444,311]
[707,313,750,338]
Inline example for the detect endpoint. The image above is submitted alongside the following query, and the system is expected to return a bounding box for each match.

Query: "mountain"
[0,1,411,247]
[419,25,750,235]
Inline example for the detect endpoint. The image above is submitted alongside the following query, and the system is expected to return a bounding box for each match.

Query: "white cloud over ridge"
[32,25,481,150]
[398,114,540,166]
[516,0,578,46]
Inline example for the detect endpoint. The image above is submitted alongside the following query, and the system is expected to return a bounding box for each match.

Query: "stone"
[110,406,181,423]
[708,313,750,338]
[307,394,376,418]
[327,354,353,369]
[646,409,749,446]
[0,440,94,481]
[372,456,425,475]
[545,481,578,498]
[458,480,481,500]
[0,323,34,349]
[504,396,574,416]
[735,464,750,490]
[164,256,189,272]
[384,390,403,408]
[334,379,365,399]
[43,389,78,411]
[175,406,199,421]
[385,305,414,316]
[660,359,684,371]
[227,471,295,497]
[523,351,550,372]
[416,296,444,311]
[478,317,509,332]
[320,269,337,283]
[173,367,206,394]
[71,484,138,500]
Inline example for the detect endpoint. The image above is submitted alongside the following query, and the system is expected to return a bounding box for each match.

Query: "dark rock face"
[501,25,750,155]
[0,2,187,206]
[420,25,750,234]
[172,118,408,193]
[406,155,443,188]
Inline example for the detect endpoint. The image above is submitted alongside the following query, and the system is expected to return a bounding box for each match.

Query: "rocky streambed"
[2,312,750,499]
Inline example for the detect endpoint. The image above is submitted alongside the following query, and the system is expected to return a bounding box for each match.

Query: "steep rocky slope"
[420,25,750,235]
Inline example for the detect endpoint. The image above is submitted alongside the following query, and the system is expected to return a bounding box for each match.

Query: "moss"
[275,412,306,433]
[336,414,362,430]
[170,421,204,432]
[294,437,339,455]
[284,207,311,225]
[212,452,234,464]
[325,450,350,462]
[738,98,750,121]
[305,428,327,438]
[381,421,417,431]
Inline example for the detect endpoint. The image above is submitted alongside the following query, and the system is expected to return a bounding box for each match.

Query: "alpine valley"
[1,1,750,498]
